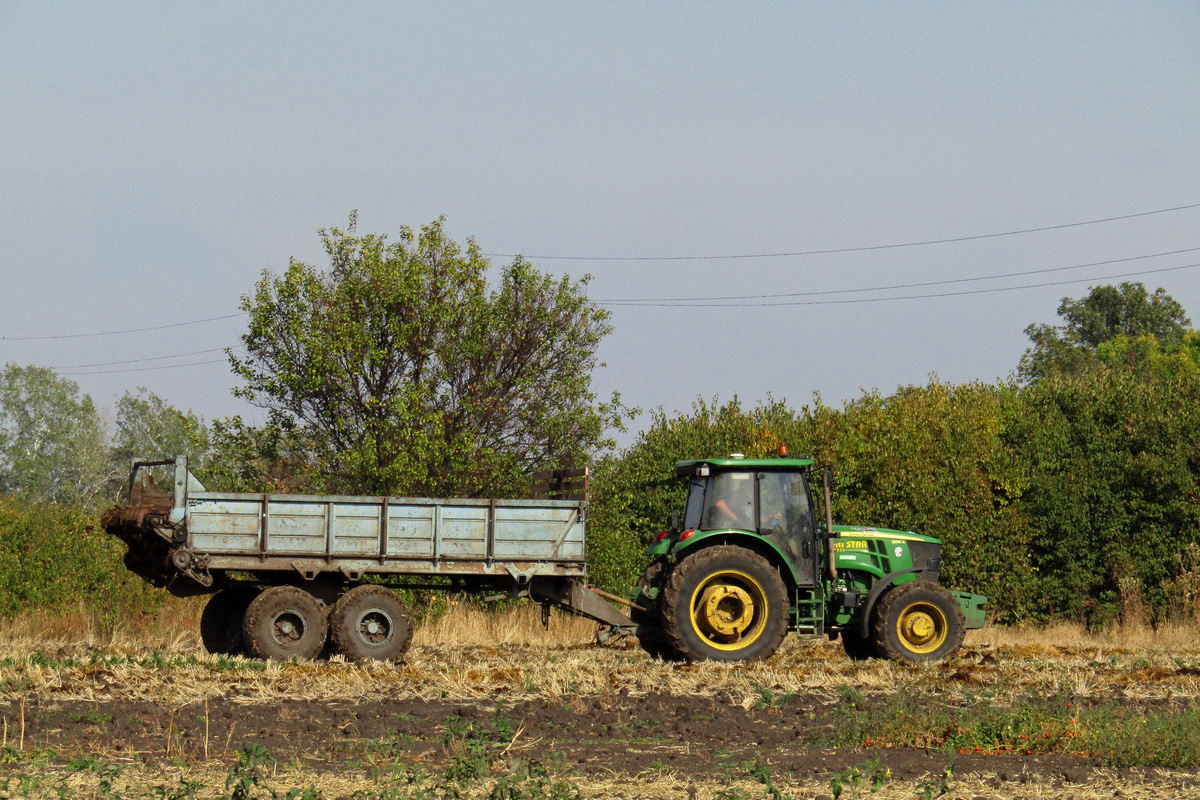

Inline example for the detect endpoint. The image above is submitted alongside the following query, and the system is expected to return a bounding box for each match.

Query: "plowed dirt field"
[1,632,1199,798]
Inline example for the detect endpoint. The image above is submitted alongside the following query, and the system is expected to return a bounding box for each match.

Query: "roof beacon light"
[778,445,789,457]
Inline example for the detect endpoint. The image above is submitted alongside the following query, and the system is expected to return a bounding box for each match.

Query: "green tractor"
[632,455,987,663]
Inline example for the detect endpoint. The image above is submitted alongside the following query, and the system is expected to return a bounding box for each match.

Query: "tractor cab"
[672,456,820,585]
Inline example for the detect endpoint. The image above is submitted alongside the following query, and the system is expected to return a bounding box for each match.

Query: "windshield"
[682,472,757,532]
[681,469,812,536]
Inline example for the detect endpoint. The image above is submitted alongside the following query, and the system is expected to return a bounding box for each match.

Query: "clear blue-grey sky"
[2,2,1199,446]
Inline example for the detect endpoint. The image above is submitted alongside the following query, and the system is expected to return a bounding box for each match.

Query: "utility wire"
[61,357,232,376]
[599,262,1200,308]
[0,312,246,342]
[485,201,1200,261]
[54,346,235,370]
[599,246,1200,303]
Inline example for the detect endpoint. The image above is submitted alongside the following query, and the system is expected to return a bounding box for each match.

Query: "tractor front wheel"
[661,545,788,663]
[871,581,965,663]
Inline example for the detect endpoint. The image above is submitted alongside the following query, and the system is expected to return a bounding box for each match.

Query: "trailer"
[103,457,634,661]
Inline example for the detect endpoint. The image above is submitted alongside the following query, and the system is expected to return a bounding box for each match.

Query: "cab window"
[701,472,755,531]
[758,471,812,539]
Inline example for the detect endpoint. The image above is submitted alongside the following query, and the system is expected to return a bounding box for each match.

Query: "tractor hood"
[831,525,942,545]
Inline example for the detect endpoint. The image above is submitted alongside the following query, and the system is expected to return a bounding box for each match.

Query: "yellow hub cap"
[689,570,767,651]
[896,602,948,654]
[698,584,755,637]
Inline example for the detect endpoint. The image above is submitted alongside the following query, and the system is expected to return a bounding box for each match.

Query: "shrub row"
[588,363,1200,626]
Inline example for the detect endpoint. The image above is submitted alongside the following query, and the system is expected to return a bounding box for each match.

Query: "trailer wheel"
[632,560,681,661]
[242,586,328,661]
[199,585,259,656]
[661,545,788,663]
[871,581,965,663]
[328,585,413,662]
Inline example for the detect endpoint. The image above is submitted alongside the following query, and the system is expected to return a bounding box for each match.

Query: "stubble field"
[0,606,1199,799]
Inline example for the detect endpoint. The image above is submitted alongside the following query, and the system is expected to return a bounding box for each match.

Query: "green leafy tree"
[1007,362,1200,625]
[1019,282,1190,382]
[228,214,628,496]
[109,388,209,490]
[588,386,1035,619]
[0,364,109,505]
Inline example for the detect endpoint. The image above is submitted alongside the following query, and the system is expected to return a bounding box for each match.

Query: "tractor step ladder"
[793,585,825,638]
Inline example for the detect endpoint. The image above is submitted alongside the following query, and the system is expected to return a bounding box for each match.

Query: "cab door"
[757,471,817,586]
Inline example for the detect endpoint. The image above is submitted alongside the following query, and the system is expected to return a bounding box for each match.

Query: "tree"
[228,214,628,497]
[1019,282,1190,382]
[0,364,109,505]
[109,388,210,491]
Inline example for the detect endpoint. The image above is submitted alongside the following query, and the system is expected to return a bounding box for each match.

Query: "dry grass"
[2,606,1200,797]
[8,761,1200,800]
[413,602,597,647]
[0,606,1198,709]
[0,627,1196,709]
[970,619,1200,652]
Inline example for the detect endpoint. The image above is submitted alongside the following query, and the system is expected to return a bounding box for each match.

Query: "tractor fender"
[669,529,798,586]
[858,566,932,638]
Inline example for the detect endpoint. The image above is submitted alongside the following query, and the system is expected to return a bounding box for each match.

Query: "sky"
[2,2,1199,449]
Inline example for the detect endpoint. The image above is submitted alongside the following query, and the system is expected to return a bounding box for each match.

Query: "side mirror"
[669,511,680,531]
[823,465,836,490]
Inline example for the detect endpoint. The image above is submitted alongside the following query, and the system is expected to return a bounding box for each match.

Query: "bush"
[0,497,163,627]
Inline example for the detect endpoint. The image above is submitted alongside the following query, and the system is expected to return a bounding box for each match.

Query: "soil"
[0,691,1156,789]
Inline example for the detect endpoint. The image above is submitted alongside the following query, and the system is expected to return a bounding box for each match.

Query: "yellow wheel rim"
[688,570,768,651]
[896,602,948,654]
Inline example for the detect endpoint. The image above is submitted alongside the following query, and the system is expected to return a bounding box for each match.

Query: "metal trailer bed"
[103,457,634,660]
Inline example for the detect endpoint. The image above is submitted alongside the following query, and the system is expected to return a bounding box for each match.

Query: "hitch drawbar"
[529,578,638,633]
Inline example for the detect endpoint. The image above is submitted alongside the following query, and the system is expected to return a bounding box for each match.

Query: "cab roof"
[674,456,814,475]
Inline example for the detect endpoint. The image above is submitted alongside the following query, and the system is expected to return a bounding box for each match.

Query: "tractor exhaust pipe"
[823,465,838,581]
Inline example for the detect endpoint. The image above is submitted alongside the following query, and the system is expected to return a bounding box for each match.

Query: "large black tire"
[242,586,328,661]
[871,581,965,663]
[328,585,413,662]
[840,632,879,661]
[199,585,260,656]
[661,545,789,663]
[632,560,681,661]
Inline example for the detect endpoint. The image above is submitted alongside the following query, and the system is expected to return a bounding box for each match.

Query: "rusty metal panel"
[187,496,262,553]
[329,501,384,556]
[386,503,436,557]
[493,505,585,561]
[439,503,488,558]
[182,488,587,571]
[265,500,326,554]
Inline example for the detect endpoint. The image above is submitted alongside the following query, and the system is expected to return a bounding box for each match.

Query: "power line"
[55,346,235,370]
[485,201,1200,261]
[598,261,1200,308]
[61,357,232,376]
[0,312,246,342]
[598,246,1200,303]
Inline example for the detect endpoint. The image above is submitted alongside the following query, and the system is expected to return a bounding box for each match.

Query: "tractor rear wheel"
[200,584,260,656]
[661,545,788,663]
[632,560,680,661]
[871,581,965,663]
[328,585,413,662]
[243,586,328,661]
